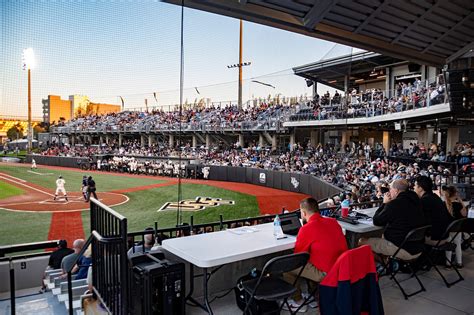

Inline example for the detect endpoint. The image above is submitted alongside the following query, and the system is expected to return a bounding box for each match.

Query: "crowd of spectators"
[38,138,472,205]
[48,78,447,134]
[291,78,446,121]
[51,102,293,133]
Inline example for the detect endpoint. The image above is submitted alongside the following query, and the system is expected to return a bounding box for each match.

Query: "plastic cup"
[341,207,349,218]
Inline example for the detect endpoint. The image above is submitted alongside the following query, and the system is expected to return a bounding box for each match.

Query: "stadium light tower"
[22,48,36,153]
[227,20,251,109]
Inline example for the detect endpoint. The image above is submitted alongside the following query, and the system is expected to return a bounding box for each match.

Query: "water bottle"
[341,200,350,218]
[273,215,282,238]
[468,202,474,219]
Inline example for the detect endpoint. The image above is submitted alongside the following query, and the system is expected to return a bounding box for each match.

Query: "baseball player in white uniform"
[202,166,210,179]
[31,159,37,170]
[54,176,68,201]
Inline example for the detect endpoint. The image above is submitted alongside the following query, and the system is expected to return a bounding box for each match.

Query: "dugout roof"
[163,0,474,67]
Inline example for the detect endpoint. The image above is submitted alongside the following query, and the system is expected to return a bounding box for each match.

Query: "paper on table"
[353,209,375,217]
[357,218,374,225]
[227,226,259,235]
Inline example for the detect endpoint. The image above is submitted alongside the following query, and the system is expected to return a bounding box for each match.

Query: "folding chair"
[379,225,431,300]
[318,245,384,315]
[241,252,309,315]
[426,218,467,287]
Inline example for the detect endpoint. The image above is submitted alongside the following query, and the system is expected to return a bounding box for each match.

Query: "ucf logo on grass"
[158,197,235,212]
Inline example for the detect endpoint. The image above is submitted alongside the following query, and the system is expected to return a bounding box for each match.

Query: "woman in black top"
[442,185,467,268]
[442,186,467,219]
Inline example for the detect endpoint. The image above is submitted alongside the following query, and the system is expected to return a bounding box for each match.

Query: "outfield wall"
[25,155,88,168]
[25,154,194,169]
[206,165,344,201]
[23,155,344,200]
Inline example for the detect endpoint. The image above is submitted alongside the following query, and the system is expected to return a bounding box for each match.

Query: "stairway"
[43,269,88,315]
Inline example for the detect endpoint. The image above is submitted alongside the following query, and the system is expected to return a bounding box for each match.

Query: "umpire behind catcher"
[86,176,98,201]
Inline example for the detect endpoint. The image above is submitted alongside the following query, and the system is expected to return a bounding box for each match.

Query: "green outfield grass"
[82,183,260,234]
[0,150,28,158]
[0,181,24,200]
[0,209,51,246]
[113,183,260,232]
[0,164,262,246]
[0,164,164,191]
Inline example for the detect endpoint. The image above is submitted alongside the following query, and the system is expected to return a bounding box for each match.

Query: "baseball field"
[0,163,307,247]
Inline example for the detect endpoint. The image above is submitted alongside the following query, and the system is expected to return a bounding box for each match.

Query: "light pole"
[22,48,36,153]
[227,20,251,109]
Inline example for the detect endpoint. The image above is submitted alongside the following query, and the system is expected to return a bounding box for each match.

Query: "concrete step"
[57,285,88,302]
[53,279,87,295]
[44,271,62,287]
[50,274,77,289]
[64,299,81,310]
[45,268,62,276]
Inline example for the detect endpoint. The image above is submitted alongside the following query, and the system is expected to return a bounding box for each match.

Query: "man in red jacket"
[285,197,348,310]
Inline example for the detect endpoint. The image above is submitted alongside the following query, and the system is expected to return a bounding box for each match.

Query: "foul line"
[0,193,129,213]
[0,172,27,183]
[0,175,54,197]
[27,170,54,176]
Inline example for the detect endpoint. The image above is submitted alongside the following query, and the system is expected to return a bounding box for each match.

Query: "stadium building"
[1,1,474,315]
[47,50,473,157]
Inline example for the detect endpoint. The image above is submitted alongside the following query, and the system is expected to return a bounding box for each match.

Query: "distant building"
[42,95,120,124]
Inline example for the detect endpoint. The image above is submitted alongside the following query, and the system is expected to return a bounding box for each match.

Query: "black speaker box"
[130,252,185,315]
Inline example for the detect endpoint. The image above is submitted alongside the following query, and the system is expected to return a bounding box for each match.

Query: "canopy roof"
[163,0,474,67]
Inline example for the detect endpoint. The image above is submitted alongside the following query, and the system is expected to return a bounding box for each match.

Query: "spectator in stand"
[414,176,451,246]
[72,245,92,280]
[127,227,155,258]
[360,179,425,267]
[284,197,347,311]
[442,185,467,268]
[39,240,74,293]
[60,239,85,277]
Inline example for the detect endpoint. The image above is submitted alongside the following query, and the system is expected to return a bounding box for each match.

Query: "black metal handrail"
[64,230,124,315]
[0,240,60,315]
[89,198,128,315]
[0,251,53,263]
[127,199,383,246]
[0,240,60,258]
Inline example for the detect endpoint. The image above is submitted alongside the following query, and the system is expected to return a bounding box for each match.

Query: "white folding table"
[162,214,383,314]
[162,223,296,314]
[342,207,384,247]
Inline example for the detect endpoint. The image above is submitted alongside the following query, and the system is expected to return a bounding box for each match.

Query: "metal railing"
[387,155,458,172]
[127,200,383,247]
[0,240,60,315]
[290,82,448,122]
[65,198,128,315]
